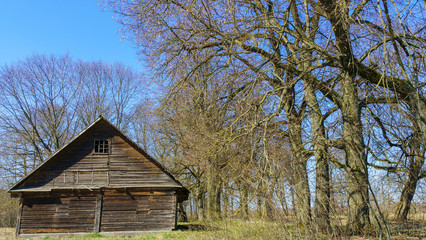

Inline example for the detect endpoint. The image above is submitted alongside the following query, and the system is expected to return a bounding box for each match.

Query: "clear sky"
[0,0,141,70]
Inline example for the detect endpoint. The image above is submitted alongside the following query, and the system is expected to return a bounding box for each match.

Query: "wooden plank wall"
[19,193,97,234]
[21,121,179,190]
[100,189,176,232]
[18,189,177,234]
[14,120,185,235]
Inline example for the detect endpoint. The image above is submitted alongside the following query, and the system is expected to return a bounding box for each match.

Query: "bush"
[0,190,18,227]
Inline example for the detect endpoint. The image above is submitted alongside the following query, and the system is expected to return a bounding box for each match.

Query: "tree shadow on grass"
[175,223,220,231]
[390,220,426,239]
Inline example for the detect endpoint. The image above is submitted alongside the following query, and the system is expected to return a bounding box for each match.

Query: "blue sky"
[0,0,141,70]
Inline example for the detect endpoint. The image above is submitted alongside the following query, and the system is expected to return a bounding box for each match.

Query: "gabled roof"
[7,116,189,196]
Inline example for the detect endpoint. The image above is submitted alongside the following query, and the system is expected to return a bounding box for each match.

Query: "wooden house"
[7,117,189,237]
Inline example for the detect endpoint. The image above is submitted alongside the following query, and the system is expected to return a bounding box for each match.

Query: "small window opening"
[94,139,109,154]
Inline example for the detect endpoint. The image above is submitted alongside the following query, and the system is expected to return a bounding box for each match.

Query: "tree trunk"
[341,72,370,234]
[318,0,371,233]
[257,192,263,218]
[278,73,312,226]
[283,89,312,226]
[396,130,424,221]
[314,144,330,232]
[178,203,188,222]
[396,172,419,221]
[303,75,331,233]
[196,181,205,221]
[223,186,229,219]
[291,155,312,227]
[265,188,274,220]
[214,182,221,218]
[240,183,249,219]
[207,168,219,219]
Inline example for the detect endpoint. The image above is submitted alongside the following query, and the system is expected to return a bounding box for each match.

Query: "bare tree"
[0,54,144,182]
[76,61,142,130]
[0,54,80,171]
[105,0,426,234]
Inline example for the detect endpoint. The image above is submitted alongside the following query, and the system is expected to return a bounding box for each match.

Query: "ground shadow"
[390,220,426,239]
[175,223,220,231]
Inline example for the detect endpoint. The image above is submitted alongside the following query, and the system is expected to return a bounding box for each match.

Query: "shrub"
[0,189,18,227]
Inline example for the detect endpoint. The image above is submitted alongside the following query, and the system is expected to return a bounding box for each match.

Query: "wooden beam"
[174,191,178,230]
[15,196,23,236]
[94,192,103,233]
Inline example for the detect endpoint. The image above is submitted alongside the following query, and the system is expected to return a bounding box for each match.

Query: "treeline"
[0,54,145,185]
[104,0,426,236]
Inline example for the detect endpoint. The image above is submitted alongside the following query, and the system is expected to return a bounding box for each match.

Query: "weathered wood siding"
[20,121,179,190]
[18,189,177,234]
[100,189,176,232]
[11,118,188,236]
[19,193,97,234]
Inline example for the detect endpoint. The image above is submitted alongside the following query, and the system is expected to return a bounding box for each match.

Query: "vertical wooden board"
[16,197,23,236]
[174,193,178,230]
[94,194,103,233]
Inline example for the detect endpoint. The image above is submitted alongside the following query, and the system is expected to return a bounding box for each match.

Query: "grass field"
[0,219,425,240]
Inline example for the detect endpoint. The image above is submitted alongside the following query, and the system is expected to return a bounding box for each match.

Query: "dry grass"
[0,215,424,240]
[0,227,15,240]
[1,221,321,240]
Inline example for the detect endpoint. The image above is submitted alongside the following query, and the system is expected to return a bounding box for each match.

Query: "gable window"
[94,139,109,154]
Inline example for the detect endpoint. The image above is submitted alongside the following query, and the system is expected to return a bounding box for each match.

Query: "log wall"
[100,189,176,232]
[19,193,97,234]
[18,189,177,235]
